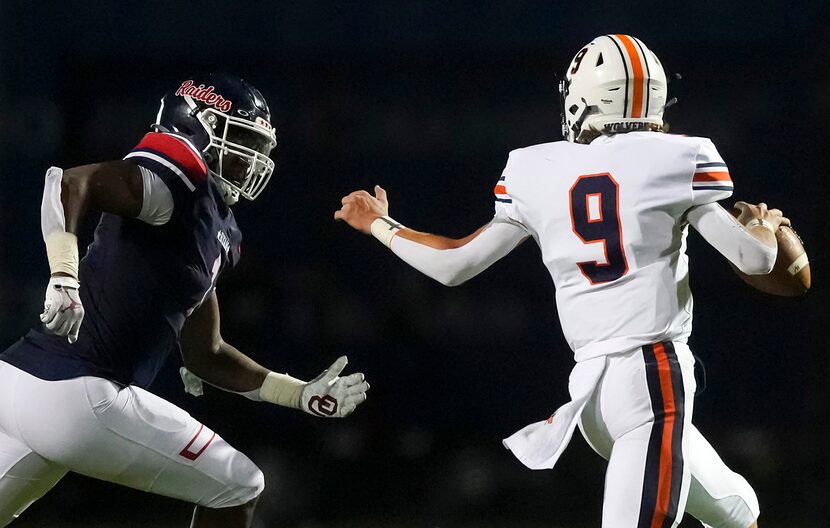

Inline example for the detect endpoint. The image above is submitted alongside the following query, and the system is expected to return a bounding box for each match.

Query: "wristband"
[45,232,80,279]
[745,218,775,235]
[259,371,305,408]
[370,216,404,248]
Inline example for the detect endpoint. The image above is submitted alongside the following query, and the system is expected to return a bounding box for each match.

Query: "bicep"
[62,161,144,219]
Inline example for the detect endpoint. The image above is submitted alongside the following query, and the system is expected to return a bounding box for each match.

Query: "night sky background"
[0,1,828,527]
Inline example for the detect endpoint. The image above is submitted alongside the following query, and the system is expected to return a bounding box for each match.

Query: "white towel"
[503,356,606,470]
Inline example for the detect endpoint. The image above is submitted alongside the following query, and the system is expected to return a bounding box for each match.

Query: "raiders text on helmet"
[560,35,668,144]
[154,73,277,201]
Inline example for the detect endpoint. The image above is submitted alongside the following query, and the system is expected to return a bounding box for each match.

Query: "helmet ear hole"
[569,104,579,115]
[596,53,604,67]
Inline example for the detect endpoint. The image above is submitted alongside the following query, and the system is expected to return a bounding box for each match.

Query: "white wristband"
[370,216,404,248]
[259,371,305,408]
[745,218,775,235]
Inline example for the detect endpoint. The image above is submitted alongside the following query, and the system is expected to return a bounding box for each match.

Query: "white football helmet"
[560,35,668,143]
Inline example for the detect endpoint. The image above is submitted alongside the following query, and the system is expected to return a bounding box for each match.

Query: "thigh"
[600,342,695,528]
[578,368,613,460]
[684,426,759,528]
[0,430,67,527]
[12,370,263,509]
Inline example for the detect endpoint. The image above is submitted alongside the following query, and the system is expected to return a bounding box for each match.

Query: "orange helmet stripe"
[615,34,646,118]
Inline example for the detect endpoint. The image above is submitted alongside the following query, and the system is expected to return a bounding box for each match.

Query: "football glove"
[299,356,369,418]
[40,276,84,344]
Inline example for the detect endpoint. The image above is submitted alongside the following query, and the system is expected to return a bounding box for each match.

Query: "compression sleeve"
[389,213,528,286]
[687,202,776,275]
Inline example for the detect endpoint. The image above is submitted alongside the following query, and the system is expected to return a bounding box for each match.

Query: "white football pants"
[578,342,759,528]
[0,361,264,526]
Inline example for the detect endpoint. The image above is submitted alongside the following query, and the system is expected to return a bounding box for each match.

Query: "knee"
[202,459,265,509]
[228,464,265,508]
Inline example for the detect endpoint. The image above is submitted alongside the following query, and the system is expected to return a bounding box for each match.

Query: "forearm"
[687,203,777,274]
[377,219,528,286]
[184,340,271,393]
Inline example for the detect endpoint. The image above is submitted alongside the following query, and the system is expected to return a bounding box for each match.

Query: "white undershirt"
[388,203,776,286]
[136,166,174,226]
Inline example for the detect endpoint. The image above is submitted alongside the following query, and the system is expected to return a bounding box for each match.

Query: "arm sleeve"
[691,138,733,205]
[687,202,776,275]
[136,166,174,226]
[389,210,529,287]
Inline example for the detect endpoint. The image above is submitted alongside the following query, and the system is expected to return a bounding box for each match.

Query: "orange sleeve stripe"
[692,171,731,182]
[616,34,645,118]
[494,184,508,195]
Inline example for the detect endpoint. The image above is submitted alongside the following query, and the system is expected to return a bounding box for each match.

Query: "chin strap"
[215,177,240,205]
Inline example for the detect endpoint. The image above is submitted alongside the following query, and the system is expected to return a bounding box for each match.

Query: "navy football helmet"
[153,73,277,201]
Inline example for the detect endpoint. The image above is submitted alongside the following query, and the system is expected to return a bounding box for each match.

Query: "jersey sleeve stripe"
[494,183,513,204]
[695,162,727,169]
[125,151,197,191]
[692,171,731,183]
[133,133,207,182]
[693,184,734,192]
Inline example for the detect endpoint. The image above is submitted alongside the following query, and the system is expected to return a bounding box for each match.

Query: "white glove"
[300,356,370,418]
[179,367,205,397]
[40,276,84,344]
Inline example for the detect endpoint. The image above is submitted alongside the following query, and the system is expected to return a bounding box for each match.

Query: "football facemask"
[200,109,277,201]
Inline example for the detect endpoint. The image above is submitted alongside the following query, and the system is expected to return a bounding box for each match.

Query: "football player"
[335,35,784,528]
[0,74,369,528]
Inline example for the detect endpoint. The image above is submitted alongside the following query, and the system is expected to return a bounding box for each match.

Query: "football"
[728,208,811,296]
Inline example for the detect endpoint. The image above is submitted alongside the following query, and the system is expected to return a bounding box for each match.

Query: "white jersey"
[494,132,732,361]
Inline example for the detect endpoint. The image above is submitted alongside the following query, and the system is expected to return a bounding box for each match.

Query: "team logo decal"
[307,395,338,417]
[175,80,233,113]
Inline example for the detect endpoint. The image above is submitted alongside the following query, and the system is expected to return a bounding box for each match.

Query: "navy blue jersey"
[1,132,242,388]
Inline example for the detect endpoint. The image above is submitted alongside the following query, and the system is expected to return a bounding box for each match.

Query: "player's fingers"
[53,315,72,336]
[374,185,387,203]
[40,305,56,324]
[334,210,345,221]
[345,381,370,395]
[733,201,750,211]
[67,320,80,343]
[322,356,348,382]
[342,372,365,384]
[768,208,783,217]
[780,216,791,227]
[339,403,357,417]
[43,309,64,330]
[341,195,356,205]
[758,203,768,215]
[343,393,367,409]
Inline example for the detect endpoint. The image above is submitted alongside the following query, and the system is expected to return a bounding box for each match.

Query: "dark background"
[1,1,828,527]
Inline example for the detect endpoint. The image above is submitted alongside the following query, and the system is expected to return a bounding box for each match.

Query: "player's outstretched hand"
[334,185,390,234]
[733,201,791,230]
[300,356,370,418]
[40,276,85,344]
